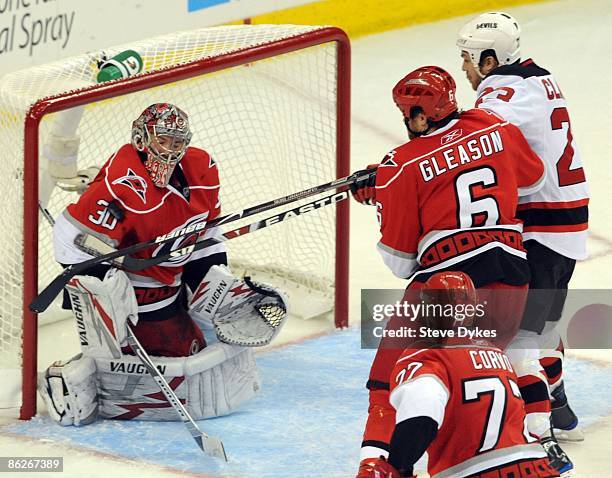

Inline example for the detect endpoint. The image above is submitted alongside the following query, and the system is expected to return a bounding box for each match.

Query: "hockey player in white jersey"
[457,12,590,476]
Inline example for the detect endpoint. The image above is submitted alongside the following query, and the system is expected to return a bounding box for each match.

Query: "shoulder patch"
[380,150,398,168]
[111,168,148,204]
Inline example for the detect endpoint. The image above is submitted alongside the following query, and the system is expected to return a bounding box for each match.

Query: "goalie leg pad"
[94,343,259,421]
[66,268,139,359]
[188,344,260,418]
[38,355,98,426]
[189,265,288,347]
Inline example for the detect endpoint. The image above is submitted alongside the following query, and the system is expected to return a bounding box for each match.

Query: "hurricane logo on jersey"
[112,169,148,204]
[380,150,398,168]
[441,129,463,145]
[152,213,209,266]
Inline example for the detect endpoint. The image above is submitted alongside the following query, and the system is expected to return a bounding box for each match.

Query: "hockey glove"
[356,457,404,478]
[350,164,378,205]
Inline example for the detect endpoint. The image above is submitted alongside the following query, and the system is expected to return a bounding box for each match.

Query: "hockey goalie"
[39,103,288,425]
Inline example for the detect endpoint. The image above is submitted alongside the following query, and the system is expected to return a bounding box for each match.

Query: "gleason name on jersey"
[419,130,503,182]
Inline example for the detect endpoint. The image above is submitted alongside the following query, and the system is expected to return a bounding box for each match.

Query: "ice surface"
[1,0,611,475]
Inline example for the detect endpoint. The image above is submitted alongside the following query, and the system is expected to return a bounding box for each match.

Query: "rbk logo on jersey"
[441,129,463,145]
[112,169,148,203]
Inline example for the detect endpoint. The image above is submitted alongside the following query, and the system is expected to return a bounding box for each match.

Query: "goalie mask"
[131,103,193,188]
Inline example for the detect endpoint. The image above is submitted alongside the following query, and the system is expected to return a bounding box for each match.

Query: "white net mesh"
[0,25,344,401]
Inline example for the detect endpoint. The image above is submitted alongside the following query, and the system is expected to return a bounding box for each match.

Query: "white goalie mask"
[131,103,193,188]
[457,12,521,69]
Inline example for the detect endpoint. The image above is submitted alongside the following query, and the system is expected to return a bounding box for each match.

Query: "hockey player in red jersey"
[352,66,550,477]
[457,11,589,472]
[40,103,287,426]
[53,103,225,356]
[366,272,559,478]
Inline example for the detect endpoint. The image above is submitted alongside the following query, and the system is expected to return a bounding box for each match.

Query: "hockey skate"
[551,382,584,442]
[541,434,574,477]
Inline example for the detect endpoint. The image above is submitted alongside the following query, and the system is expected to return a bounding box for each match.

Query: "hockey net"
[0,25,350,419]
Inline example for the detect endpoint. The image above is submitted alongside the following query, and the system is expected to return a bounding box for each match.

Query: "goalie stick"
[125,322,228,461]
[30,173,363,313]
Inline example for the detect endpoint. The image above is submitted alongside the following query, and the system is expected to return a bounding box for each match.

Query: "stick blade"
[29,270,74,313]
[200,435,227,461]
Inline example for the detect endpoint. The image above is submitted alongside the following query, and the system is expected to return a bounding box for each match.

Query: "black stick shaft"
[29,188,352,313]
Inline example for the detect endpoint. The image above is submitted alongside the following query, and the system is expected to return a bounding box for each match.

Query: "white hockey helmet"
[457,12,521,67]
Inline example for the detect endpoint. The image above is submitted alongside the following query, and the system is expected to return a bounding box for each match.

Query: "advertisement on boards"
[0,0,315,76]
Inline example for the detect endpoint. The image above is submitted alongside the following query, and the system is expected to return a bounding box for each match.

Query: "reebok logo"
[441,129,463,145]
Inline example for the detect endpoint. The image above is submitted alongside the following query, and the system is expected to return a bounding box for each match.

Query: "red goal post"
[0,25,350,420]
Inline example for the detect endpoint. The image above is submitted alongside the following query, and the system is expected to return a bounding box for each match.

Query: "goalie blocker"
[39,267,287,426]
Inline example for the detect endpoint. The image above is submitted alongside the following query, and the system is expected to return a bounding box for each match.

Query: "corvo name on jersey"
[69,291,89,346]
[264,191,348,226]
[155,222,207,243]
[419,130,504,182]
[469,349,514,373]
[109,362,167,375]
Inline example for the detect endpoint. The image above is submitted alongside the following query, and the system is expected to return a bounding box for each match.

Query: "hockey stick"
[67,168,371,267]
[125,322,227,460]
[30,175,361,313]
[38,202,56,227]
[122,189,350,271]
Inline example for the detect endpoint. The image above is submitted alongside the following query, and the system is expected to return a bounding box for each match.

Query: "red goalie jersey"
[388,345,558,477]
[55,144,224,290]
[375,108,545,283]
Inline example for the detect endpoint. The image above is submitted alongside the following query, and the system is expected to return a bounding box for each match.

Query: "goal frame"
[20,27,350,420]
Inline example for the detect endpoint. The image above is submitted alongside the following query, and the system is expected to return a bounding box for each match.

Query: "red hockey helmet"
[392,66,458,122]
[420,271,478,331]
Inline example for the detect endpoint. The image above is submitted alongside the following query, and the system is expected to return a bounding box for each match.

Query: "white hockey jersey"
[476,59,589,260]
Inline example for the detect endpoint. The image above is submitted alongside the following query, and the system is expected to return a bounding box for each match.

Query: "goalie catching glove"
[189,265,288,347]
